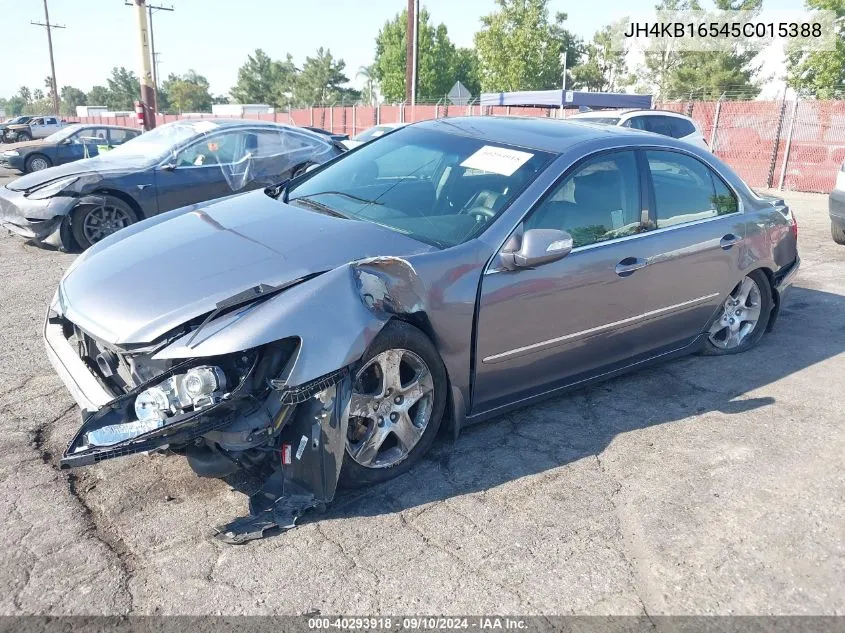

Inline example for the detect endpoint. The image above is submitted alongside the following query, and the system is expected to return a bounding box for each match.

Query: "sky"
[1,0,804,102]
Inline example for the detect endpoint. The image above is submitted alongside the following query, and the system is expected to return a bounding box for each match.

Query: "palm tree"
[357,64,378,106]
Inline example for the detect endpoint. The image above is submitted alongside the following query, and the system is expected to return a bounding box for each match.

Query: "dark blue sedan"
[0,119,344,249]
[0,124,141,173]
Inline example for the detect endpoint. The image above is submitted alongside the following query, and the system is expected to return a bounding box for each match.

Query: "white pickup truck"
[4,116,66,141]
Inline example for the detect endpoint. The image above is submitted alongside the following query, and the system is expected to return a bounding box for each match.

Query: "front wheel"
[832,222,845,245]
[16,131,32,141]
[71,196,138,249]
[340,321,447,488]
[702,270,773,355]
[25,154,52,173]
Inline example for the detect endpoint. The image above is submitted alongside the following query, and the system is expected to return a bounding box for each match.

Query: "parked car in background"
[831,161,845,244]
[4,115,66,142]
[342,122,406,149]
[44,117,799,541]
[568,109,709,150]
[0,115,36,142]
[0,119,343,249]
[0,124,141,173]
[302,126,349,142]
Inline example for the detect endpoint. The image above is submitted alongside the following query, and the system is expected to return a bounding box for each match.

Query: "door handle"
[615,257,648,277]
[720,234,741,249]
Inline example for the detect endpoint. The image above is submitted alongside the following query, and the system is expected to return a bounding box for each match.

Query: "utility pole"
[133,0,156,129]
[404,0,417,106]
[31,0,65,117]
[126,1,173,115]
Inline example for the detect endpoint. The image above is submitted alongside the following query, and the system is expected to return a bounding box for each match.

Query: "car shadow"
[233,286,845,531]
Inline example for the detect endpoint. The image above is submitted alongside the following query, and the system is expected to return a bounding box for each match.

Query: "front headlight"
[3,150,19,157]
[86,365,227,447]
[25,176,79,200]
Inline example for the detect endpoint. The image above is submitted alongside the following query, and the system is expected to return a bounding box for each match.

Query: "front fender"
[154,257,427,388]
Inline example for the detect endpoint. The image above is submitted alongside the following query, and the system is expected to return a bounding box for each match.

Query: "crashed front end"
[45,293,355,544]
[43,257,415,542]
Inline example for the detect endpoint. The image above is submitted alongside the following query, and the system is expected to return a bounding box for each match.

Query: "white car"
[342,122,406,149]
[568,109,709,150]
[5,115,66,141]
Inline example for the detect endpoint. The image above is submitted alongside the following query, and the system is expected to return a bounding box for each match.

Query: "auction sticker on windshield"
[460,145,534,176]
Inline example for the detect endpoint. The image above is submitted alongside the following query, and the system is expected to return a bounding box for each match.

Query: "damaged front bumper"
[0,185,74,247]
[45,300,354,542]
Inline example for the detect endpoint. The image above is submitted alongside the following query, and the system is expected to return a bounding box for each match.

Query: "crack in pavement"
[66,472,136,614]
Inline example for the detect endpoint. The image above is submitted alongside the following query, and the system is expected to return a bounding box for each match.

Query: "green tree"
[571,25,631,92]
[474,0,581,92]
[636,0,761,99]
[5,96,26,116]
[211,94,230,105]
[293,47,352,105]
[161,70,212,113]
[60,86,87,116]
[357,64,379,105]
[786,0,845,98]
[451,47,481,98]
[32,89,45,102]
[374,8,476,102]
[105,67,141,110]
[87,85,112,106]
[230,49,297,108]
[635,0,701,99]
[18,86,32,104]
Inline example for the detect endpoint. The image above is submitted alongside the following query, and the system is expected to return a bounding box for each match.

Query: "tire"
[71,195,138,250]
[702,269,773,356]
[339,320,448,488]
[832,222,845,245]
[25,154,52,173]
[16,131,31,141]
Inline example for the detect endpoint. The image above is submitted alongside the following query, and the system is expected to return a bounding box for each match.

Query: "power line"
[31,0,65,116]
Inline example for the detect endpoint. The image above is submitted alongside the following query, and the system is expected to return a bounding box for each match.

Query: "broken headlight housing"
[87,364,229,447]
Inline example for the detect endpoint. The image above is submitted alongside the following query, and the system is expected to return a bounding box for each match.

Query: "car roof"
[413,116,649,153]
[70,123,140,131]
[571,109,692,119]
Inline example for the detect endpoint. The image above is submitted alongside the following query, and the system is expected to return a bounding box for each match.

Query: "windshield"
[286,126,554,248]
[5,116,29,125]
[44,125,83,144]
[106,121,211,162]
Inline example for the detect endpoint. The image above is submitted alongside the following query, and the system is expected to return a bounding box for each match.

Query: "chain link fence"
[67,98,845,194]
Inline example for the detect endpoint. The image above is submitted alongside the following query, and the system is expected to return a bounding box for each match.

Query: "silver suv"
[569,109,709,150]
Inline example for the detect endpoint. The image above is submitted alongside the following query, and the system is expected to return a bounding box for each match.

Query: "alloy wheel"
[708,276,763,350]
[82,204,133,244]
[346,348,435,469]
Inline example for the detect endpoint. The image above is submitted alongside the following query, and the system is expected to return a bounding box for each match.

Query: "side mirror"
[500,228,573,270]
[61,138,73,145]
[160,160,177,171]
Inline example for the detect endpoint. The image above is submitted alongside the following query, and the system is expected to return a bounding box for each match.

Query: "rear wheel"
[702,270,773,355]
[832,222,845,245]
[25,154,52,173]
[71,195,138,250]
[339,321,447,488]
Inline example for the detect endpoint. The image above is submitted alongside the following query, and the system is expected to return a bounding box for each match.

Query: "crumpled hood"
[60,190,434,345]
[8,153,149,191]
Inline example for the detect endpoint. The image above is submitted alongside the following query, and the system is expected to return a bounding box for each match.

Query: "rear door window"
[646,151,738,228]
[668,117,696,138]
[109,128,134,145]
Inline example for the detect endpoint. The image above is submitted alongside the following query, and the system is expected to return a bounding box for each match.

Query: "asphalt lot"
[0,164,842,616]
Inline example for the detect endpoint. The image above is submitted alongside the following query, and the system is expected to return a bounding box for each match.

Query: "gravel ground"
[0,166,842,616]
